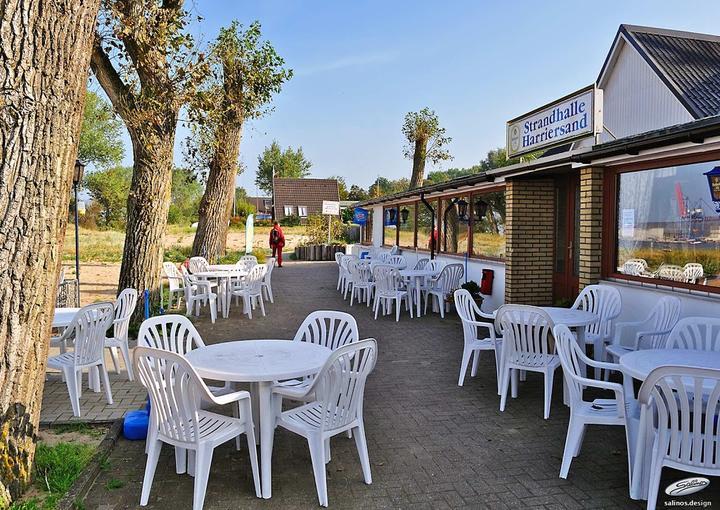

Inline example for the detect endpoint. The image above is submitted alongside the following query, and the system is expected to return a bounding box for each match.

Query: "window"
[283,205,294,216]
[383,206,398,246]
[441,195,470,254]
[417,199,438,251]
[472,191,506,259]
[298,206,308,217]
[398,204,415,248]
[614,160,720,288]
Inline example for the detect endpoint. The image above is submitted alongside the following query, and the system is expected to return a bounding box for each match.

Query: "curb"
[56,419,123,510]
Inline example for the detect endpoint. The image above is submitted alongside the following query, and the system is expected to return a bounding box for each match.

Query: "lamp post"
[73,160,85,304]
[704,166,720,214]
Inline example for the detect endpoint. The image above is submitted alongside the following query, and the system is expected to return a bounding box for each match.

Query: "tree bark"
[409,137,427,189]
[191,125,242,261]
[119,127,176,309]
[0,0,101,504]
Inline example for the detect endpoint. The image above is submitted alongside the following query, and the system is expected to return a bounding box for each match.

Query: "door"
[553,174,580,303]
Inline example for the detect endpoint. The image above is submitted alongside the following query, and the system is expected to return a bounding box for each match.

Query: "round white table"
[193,269,247,318]
[185,340,332,499]
[52,307,80,328]
[620,349,720,501]
[399,269,440,317]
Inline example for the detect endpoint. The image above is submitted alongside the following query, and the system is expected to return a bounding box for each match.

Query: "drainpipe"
[420,192,436,260]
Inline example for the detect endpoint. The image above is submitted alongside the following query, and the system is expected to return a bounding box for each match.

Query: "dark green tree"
[347,184,369,201]
[255,141,312,195]
[84,166,132,228]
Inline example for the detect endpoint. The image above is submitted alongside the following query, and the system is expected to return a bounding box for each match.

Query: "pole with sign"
[322,200,340,244]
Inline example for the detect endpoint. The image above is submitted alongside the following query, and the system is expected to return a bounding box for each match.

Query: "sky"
[96,0,720,196]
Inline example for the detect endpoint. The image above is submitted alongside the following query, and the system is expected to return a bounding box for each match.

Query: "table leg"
[249,382,260,445]
[258,381,274,499]
[415,276,422,318]
[576,326,588,378]
[222,278,229,319]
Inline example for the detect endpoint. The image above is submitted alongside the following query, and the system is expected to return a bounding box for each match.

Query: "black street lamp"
[474,198,489,221]
[704,166,720,214]
[400,207,410,225]
[73,160,85,304]
[456,198,468,221]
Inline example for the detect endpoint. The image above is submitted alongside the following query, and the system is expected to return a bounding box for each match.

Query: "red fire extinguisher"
[480,269,494,295]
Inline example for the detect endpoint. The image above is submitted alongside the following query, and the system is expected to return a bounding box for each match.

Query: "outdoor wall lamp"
[456,198,468,221]
[474,198,488,220]
[388,207,397,224]
[704,166,720,214]
[400,207,410,224]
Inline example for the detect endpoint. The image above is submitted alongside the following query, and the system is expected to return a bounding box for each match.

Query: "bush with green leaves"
[280,214,301,227]
[303,214,346,245]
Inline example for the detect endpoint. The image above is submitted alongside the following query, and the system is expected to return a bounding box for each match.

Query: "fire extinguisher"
[480,269,494,295]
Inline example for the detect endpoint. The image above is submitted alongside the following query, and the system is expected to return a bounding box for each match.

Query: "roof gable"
[599,24,720,119]
[272,178,340,217]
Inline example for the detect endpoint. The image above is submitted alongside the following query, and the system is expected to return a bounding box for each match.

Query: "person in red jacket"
[269,221,285,267]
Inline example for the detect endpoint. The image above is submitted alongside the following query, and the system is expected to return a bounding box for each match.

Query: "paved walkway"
[77,261,717,508]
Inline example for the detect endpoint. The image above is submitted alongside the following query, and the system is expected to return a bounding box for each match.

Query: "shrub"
[164,245,191,263]
[280,214,301,227]
[303,214,346,245]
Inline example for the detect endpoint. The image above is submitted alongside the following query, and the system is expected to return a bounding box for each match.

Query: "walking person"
[269,221,285,267]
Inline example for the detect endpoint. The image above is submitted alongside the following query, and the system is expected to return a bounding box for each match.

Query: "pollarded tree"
[402,108,452,189]
[0,1,101,504]
[188,21,291,261]
[90,0,206,305]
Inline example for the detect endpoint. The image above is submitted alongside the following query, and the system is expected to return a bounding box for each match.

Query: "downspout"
[420,192,435,260]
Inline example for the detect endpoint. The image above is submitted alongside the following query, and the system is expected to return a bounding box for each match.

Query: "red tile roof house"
[272,178,340,223]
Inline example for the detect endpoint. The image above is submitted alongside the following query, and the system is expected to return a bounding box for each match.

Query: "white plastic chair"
[554,324,634,481]
[231,264,267,319]
[497,305,560,419]
[189,256,210,274]
[424,263,463,319]
[622,258,649,276]
[135,346,261,509]
[347,259,374,307]
[413,258,429,270]
[636,366,720,510]
[683,263,704,284]
[272,339,377,507]
[454,289,502,391]
[656,264,685,282]
[335,252,346,291]
[239,255,258,269]
[665,317,720,351]
[105,288,138,381]
[605,296,681,363]
[372,265,412,321]
[181,266,217,324]
[339,255,355,299]
[386,254,407,269]
[163,262,185,309]
[47,302,115,417]
[570,285,622,378]
[261,257,276,303]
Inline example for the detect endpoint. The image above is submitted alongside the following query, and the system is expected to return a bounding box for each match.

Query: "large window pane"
[472,191,506,259]
[616,161,720,287]
[417,200,438,251]
[398,204,415,248]
[442,196,470,254]
[383,206,397,246]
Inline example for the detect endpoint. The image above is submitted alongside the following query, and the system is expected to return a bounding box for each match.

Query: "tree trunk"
[192,125,243,262]
[119,128,176,314]
[409,137,427,189]
[0,0,100,504]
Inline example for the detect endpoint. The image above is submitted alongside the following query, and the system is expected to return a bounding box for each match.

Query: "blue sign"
[353,207,369,225]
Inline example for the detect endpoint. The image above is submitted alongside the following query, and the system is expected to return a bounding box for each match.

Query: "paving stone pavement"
[78,261,720,509]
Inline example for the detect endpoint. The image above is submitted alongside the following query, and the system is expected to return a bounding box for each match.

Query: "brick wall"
[579,167,604,288]
[505,178,555,305]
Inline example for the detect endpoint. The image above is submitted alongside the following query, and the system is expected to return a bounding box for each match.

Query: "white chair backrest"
[293,311,358,351]
[683,263,704,284]
[243,264,267,292]
[240,255,258,268]
[307,339,377,432]
[454,289,493,345]
[414,258,429,270]
[622,259,647,276]
[496,305,555,366]
[656,264,685,282]
[389,245,399,255]
[666,317,720,351]
[426,259,444,272]
[112,288,138,340]
[137,314,205,355]
[263,257,275,283]
[638,366,720,470]
[335,251,344,266]
[340,255,354,272]
[135,346,211,445]
[188,257,209,274]
[387,255,406,268]
[347,259,372,284]
[638,296,682,350]
[71,302,115,366]
[571,285,622,339]
[163,262,183,291]
[436,263,464,293]
[373,265,401,295]
[376,252,390,263]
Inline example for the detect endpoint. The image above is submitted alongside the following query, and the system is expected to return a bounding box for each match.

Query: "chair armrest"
[611,319,648,346]
[634,328,674,350]
[272,383,310,401]
[205,389,252,406]
[463,320,497,340]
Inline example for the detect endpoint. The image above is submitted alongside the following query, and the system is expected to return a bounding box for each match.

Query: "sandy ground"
[164,230,307,253]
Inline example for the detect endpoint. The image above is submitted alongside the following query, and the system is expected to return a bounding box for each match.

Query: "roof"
[272,178,340,217]
[599,24,720,119]
[245,196,271,211]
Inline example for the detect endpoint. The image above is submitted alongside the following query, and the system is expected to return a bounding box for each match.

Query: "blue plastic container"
[123,409,150,440]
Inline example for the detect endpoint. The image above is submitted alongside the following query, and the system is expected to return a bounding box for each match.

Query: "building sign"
[506,85,603,158]
[353,207,369,225]
[621,209,635,238]
[322,200,340,215]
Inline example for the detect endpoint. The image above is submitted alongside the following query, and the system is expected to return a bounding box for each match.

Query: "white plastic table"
[193,269,247,318]
[185,340,331,499]
[52,308,80,328]
[399,269,440,317]
[620,349,720,501]
[208,264,241,271]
